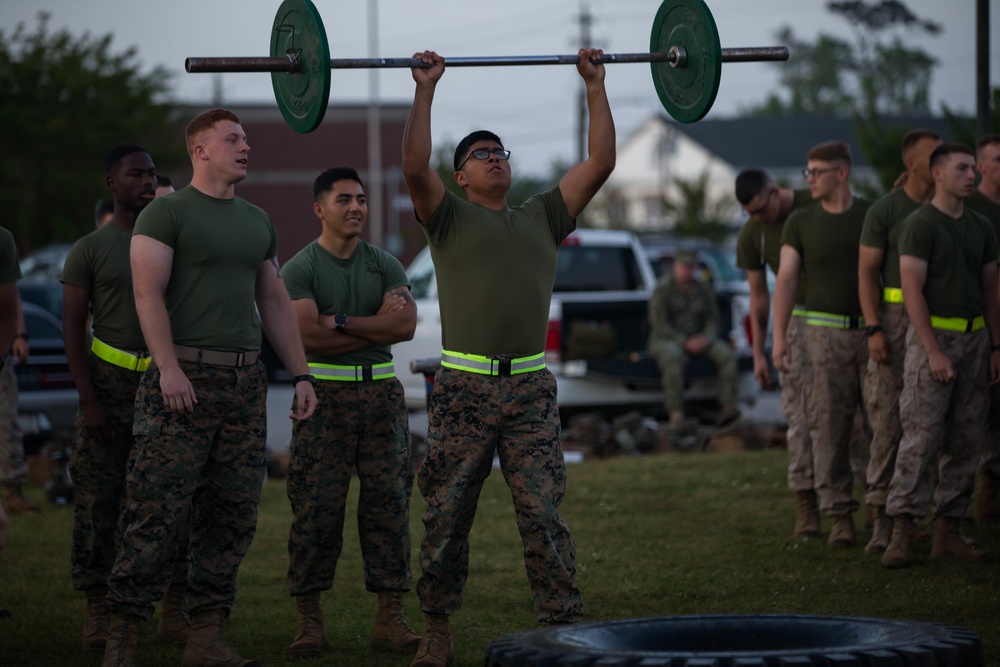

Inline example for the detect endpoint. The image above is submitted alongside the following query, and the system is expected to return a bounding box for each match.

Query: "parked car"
[14,300,77,452]
[19,243,73,283]
[392,228,757,418]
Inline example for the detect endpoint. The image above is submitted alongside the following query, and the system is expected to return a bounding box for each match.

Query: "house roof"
[663,115,959,170]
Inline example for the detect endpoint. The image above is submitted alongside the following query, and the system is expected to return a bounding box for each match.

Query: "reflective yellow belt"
[930,315,985,333]
[792,307,807,318]
[803,311,865,330]
[91,338,151,372]
[307,362,395,382]
[440,350,545,376]
[883,287,903,304]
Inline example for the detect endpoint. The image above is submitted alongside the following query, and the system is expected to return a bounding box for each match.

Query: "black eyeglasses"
[457,147,511,170]
[744,190,773,218]
[802,166,839,180]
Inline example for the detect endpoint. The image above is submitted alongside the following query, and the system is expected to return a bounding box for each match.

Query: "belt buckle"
[362,365,373,382]
[849,315,860,330]
[495,356,512,376]
[967,319,974,333]
[235,351,246,367]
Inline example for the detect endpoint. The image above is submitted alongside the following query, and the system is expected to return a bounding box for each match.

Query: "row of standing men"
[0,48,616,667]
[733,133,1000,567]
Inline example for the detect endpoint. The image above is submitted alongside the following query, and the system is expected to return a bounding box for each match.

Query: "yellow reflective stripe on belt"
[930,315,985,332]
[883,287,903,304]
[307,362,395,381]
[440,350,546,376]
[803,311,865,330]
[91,338,150,372]
[791,307,807,318]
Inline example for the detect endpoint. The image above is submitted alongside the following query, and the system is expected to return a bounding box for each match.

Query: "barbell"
[185,0,788,133]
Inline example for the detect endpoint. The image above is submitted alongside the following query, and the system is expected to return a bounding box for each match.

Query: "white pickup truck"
[391,228,758,418]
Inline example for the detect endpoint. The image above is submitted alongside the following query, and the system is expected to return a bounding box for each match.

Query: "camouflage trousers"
[802,325,870,516]
[887,327,989,520]
[0,360,27,486]
[649,338,738,411]
[71,355,188,591]
[286,377,413,596]
[780,315,812,492]
[106,359,267,620]
[417,367,582,623]
[863,303,908,507]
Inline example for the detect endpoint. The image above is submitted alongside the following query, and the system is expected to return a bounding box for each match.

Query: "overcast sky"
[2,0,996,175]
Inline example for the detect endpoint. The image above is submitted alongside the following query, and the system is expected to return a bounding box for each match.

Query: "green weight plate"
[649,0,722,123]
[270,0,331,133]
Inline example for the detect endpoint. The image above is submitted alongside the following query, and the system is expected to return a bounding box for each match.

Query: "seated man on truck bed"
[648,249,738,428]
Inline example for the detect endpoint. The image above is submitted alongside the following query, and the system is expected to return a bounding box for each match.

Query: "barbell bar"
[184,0,789,133]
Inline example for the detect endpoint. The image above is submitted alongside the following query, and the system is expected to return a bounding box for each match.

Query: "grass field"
[1,447,997,666]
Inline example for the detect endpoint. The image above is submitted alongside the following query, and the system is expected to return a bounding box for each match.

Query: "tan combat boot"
[2,484,39,515]
[288,592,329,656]
[864,505,892,555]
[410,615,454,667]
[83,588,110,651]
[157,583,191,645]
[181,609,260,667]
[793,490,821,539]
[101,613,139,667]
[974,470,1000,524]
[881,514,916,568]
[827,512,856,548]
[930,517,988,561]
[371,591,421,653]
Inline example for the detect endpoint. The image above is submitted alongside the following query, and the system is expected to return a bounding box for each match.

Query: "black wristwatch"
[333,313,349,332]
[293,374,316,387]
[864,325,883,337]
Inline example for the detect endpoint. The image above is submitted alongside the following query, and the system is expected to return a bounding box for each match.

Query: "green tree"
[661,172,733,243]
[0,13,185,253]
[745,1,940,119]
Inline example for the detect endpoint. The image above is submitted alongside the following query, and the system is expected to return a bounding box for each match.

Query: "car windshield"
[553,246,644,292]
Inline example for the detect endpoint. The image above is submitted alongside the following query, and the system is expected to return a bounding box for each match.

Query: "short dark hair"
[185,108,241,155]
[104,144,149,175]
[94,198,114,224]
[929,142,974,170]
[156,173,172,187]
[454,130,504,171]
[900,129,940,158]
[977,134,1000,155]
[313,167,364,201]
[807,141,852,166]
[734,168,773,205]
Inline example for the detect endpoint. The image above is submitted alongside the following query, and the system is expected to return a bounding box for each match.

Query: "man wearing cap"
[966,134,1000,524]
[773,141,871,549]
[648,249,738,428]
[857,129,941,554]
[734,168,816,536]
[882,142,1000,568]
[281,167,420,658]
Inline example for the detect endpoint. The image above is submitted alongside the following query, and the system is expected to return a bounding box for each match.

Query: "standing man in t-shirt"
[967,134,1000,525]
[101,108,317,667]
[402,48,615,667]
[882,143,1000,568]
[734,169,815,536]
[282,167,419,658]
[857,130,941,554]
[773,141,871,549]
[63,145,190,652]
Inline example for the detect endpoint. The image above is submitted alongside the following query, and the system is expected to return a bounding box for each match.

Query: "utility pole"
[367,0,384,248]
[976,0,990,138]
[576,3,593,165]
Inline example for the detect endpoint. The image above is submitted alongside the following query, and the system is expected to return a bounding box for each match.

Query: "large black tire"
[483,615,984,666]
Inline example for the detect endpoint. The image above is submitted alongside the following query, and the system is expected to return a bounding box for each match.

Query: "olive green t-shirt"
[859,188,922,289]
[736,189,812,305]
[0,227,21,285]
[61,223,145,350]
[966,190,1000,247]
[283,239,408,366]
[897,204,999,318]
[782,197,871,315]
[133,186,278,351]
[422,187,574,356]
